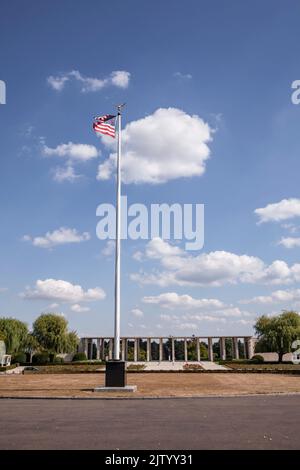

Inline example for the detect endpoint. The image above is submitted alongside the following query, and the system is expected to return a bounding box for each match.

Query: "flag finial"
[116,103,126,114]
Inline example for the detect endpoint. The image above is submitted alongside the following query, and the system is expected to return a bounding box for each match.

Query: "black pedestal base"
[105,360,126,387]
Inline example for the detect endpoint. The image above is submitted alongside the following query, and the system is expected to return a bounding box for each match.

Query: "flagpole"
[94,105,136,391]
[113,105,123,360]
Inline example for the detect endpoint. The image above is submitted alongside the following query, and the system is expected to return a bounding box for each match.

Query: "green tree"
[65,331,80,353]
[0,317,28,354]
[187,339,197,361]
[200,342,208,360]
[32,313,79,359]
[254,311,300,362]
[24,333,40,362]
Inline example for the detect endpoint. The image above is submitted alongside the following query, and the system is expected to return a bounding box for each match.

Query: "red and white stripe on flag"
[93,114,116,138]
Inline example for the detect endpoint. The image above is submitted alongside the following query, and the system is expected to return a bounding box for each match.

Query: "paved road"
[0,395,299,449]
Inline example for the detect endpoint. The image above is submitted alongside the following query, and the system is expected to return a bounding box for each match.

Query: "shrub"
[126,364,146,371]
[32,352,50,364]
[54,356,64,364]
[183,363,203,370]
[0,364,16,372]
[12,352,26,364]
[72,352,87,362]
[251,354,264,364]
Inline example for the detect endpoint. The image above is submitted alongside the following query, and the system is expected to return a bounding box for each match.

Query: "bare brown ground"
[1,373,300,398]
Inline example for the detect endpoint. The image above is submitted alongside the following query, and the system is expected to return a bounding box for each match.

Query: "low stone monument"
[0,340,6,364]
[0,340,11,367]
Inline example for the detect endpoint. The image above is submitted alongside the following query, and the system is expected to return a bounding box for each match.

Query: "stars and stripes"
[93,114,116,138]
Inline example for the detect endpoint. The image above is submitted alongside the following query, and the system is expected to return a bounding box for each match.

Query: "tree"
[200,342,208,359]
[254,311,300,362]
[213,340,233,359]
[23,333,40,362]
[32,313,79,359]
[0,317,28,354]
[65,331,80,353]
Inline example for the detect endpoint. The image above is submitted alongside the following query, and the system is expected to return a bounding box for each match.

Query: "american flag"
[93,114,116,138]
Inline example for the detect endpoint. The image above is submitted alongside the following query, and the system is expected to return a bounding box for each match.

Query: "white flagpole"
[113,105,123,360]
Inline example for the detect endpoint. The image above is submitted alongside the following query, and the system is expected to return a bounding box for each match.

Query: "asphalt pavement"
[0,395,299,450]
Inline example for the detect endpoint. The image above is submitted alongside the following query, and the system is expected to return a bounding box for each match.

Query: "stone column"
[249,337,255,359]
[220,337,226,360]
[96,338,100,360]
[101,339,105,361]
[233,337,239,360]
[196,337,201,362]
[108,339,113,360]
[147,338,151,362]
[88,339,93,360]
[159,338,163,362]
[83,338,88,357]
[208,337,213,361]
[244,337,254,359]
[121,339,126,361]
[171,338,175,362]
[243,338,247,359]
[184,338,188,362]
[134,339,138,362]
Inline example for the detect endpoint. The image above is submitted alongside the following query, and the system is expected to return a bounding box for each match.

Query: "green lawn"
[224,362,300,370]
[23,364,105,374]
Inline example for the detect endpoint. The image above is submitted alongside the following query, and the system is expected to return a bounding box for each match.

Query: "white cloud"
[43,142,99,162]
[132,250,143,262]
[47,75,69,91]
[71,304,91,313]
[241,288,300,305]
[52,166,81,183]
[97,108,212,184]
[174,322,198,330]
[145,237,184,260]
[110,70,131,88]
[0,287,8,293]
[131,308,144,318]
[255,198,300,223]
[43,142,99,183]
[183,315,226,323]
[281,223,299,234]
[146,293,250,325]
[278,237,300,249]
[47,70,131,93]
[131,238,300,287]
[23,227,90,249]
[48,303,59,309]
[101,240,115,257]
[173,72,193,80]
[143,292,225,310]
[157,308,251,331]
[236,319,253,326]
[160,314,172,321]
[21,279,106,303]
[68,70,108,92]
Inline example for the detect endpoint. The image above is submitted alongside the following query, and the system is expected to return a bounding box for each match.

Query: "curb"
[1,391,300,400]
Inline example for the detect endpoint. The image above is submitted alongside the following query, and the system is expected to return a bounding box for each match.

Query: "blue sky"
[1,0,300,338]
